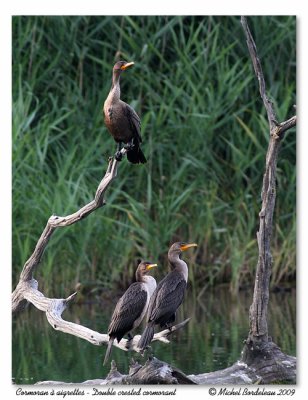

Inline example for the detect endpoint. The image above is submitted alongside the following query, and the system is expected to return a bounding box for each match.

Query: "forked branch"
[241,16,296,137]
[12,147,189,353]
[15,279,189,352]
[241,16,296,341]
[12,151,126,313]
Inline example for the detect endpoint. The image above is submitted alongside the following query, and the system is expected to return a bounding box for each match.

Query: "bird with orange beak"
[104,260,157,365]
[138,242,197,351]
[103,60,146,164]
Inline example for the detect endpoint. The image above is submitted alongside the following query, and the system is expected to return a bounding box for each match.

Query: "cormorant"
[103,261,157,365]
[103,60,146,164]
[138,242,197,351]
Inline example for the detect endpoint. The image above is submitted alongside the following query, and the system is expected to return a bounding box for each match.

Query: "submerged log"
[37,342,296,385]
[36,357,196,385]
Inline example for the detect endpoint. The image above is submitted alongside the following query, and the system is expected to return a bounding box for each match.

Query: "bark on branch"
[37,344,296,385]
[13,17,297,386]
[14,278,189,351]
[12,150,128,313]
[12,148,189,355]
[240,16,296,344]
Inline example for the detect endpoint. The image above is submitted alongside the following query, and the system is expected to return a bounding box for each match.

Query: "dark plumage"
[138,242,197,352]
[103,261,157,365]
[103,61,146,164]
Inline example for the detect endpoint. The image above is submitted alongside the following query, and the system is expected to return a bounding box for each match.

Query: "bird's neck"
[136,271,148,283]
[142,275,157,296]
[109,73,121,103]
[169,254,189,282]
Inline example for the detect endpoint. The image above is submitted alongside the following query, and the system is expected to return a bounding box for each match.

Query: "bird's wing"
[124,103,142,143]
[148,272,186,323]
[108,283,147,334]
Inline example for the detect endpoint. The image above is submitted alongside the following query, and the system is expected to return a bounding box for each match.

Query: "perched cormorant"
[103,61,146,164]
[138,242,197,351]
[103,261,157,365]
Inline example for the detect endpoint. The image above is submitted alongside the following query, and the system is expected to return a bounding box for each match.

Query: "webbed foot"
[115,151,123,161]
[125,333,133,350]
[124,142,135,151]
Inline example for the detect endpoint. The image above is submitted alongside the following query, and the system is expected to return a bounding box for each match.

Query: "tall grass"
[12,16,296,295]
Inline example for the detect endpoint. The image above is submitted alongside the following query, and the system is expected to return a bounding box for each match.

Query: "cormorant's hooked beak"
[146,263,158,270]
[121,61,134,70]
[180,243,198,252]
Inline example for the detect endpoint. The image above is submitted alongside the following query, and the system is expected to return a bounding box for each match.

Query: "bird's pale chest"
[103,94,115,121]
[103,85,120,120]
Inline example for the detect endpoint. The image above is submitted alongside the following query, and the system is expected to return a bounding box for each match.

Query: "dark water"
[12,287,296,384]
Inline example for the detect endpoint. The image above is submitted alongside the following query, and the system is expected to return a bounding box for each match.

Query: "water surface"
[12,287,295,384]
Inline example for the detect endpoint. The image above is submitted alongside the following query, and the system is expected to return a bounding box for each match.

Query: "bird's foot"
[115,151,123,161]
[139,345,153,358]
[163,324,174,337]
[124,142,135,151]
[125,333,133,350]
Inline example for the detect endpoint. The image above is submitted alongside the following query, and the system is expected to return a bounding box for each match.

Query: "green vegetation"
[12,16,296,295]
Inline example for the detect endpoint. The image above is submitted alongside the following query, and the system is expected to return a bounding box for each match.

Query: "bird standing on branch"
[103,61,147,164]
[138,242,197,352]
[103,261,157,366]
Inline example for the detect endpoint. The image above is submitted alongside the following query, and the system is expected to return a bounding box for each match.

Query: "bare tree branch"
[14,278,190,352]
[240,16,278,130]
[241,16,296,138]
[12,147,190,355]
[12,150,126,312]
[241,16,296,342]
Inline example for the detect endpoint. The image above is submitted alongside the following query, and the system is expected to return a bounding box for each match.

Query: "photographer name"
[216,387,295,396]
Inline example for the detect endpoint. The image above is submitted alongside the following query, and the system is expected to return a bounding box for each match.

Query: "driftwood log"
[36,346,295,385]
[13,17,296,385]
[37,358,197,385]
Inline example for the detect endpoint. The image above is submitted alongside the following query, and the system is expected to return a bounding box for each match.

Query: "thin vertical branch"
[241,16,296,341]
[241,17,278,131]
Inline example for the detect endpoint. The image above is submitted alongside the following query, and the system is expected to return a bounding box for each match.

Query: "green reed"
[12,16,296,295]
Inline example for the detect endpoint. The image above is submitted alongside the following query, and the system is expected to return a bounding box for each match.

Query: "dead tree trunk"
[78,17,296,385]
[13,17,296,385]
[241,17,296,344]
[239,18,296,378]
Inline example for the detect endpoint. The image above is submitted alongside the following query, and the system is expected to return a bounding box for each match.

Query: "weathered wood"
[36,343,296,385]
[192,341,296,385]
[15,17,297,386]
[13,279,190,350]
[36,358,196,385]
[12,151,126,313]
[12,147,190,353]
[241,16,296,343]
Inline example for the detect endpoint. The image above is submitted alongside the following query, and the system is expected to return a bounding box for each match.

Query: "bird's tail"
[127,144,147,164]
[103,337,115,366]
[138,323,155,351]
